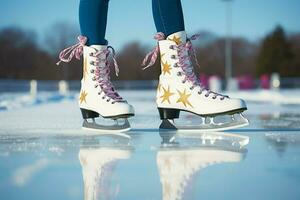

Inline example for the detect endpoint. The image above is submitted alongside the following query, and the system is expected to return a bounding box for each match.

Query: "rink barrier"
[58,80,69,95]
[30,80,37,97]
[0,78,300,93]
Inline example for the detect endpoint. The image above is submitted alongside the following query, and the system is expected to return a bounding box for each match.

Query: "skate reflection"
[265,133,300,157]
[157,131,249,200]
[78,133,133,200]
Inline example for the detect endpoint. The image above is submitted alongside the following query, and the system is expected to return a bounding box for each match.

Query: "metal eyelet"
[198,91,202,95]
[205,94,209,97]
[102,96,105,99]
[89,53,93,56]
[112,102,115,104]
[221,97,225,100]
[90,69,94,73]
[106,99,110,102]
[98,92,101,95]
[182,80,186,84]
[190,86,194,90]
[174,63,179,68]
[171,55,176,59]
[169,45,173,49]
[94,84,98,88]
[92,77,96,81]
[212,96,217,99]
[90,61,94,65]
[177,72,182,76]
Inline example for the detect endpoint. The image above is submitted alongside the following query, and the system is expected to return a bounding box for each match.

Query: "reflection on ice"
[12,158,51,187]
[157,131,249,200]
[160,131,250,149]
[260,113,300,129]
[265,133,300,157]
[79,133,133,200]
[79,149,131,200]
[2,128,300,199]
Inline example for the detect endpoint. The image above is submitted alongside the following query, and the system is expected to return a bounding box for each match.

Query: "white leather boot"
[58,36,134,132]
[143,31,249,131]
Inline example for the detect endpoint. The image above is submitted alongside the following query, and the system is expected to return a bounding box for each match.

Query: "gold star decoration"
[176,89,193,108]
[168,35,181,45]
[83,57,88,81]
[161,60,172,75]
[79,90,88,104]
[160,86,174,104]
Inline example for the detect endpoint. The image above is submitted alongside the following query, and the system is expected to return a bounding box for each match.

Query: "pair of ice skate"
[57,31,249,132]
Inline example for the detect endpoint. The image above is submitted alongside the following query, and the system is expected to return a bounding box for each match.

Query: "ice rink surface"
[0,89,300,200]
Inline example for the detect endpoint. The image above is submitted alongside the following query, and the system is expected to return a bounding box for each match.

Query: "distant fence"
[0,79,158,93]
[279,78,300,88]
[0,78,299,93]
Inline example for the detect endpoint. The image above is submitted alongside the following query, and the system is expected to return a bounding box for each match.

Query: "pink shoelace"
[56,35,87,65]
[57,36,123,102]
[142,32,227,99]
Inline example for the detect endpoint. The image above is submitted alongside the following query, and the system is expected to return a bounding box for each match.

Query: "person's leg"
[57,0,135,131]
[152,0,185,37]
[79,0,109,45]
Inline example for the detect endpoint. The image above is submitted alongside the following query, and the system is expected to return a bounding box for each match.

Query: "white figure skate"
[143,31,249,132]
[57,36,134,132]
[157,132,248,200]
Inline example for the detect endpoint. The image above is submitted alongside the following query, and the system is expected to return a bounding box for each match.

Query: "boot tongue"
[167,31,198,85]
[90,45,107,51]
[90,45,107,57]
[90,45,108,68]
[166,31,187,45]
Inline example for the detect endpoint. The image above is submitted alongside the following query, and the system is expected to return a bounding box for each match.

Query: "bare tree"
[44,22,81,80]
[44,22,80,56]
[117,42,160,80]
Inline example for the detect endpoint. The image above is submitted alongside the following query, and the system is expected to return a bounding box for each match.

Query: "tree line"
[0,23,299,80]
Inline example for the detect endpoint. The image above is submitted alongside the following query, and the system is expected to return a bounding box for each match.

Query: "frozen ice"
[0,89,300,200]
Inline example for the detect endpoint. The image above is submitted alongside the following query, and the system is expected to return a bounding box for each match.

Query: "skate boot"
[143,31,249,131]
[57,36,134,132]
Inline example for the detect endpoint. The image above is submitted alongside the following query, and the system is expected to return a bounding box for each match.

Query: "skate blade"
[82,118,131,133]
[160,114,249,132]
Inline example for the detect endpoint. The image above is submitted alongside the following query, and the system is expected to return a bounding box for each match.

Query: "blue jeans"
[79,0,185,45]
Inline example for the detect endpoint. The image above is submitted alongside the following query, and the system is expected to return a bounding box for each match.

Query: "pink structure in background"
[198,74,273,90]
[199,74,209,88]
[237,75,255,90]
[260,74,270,89]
